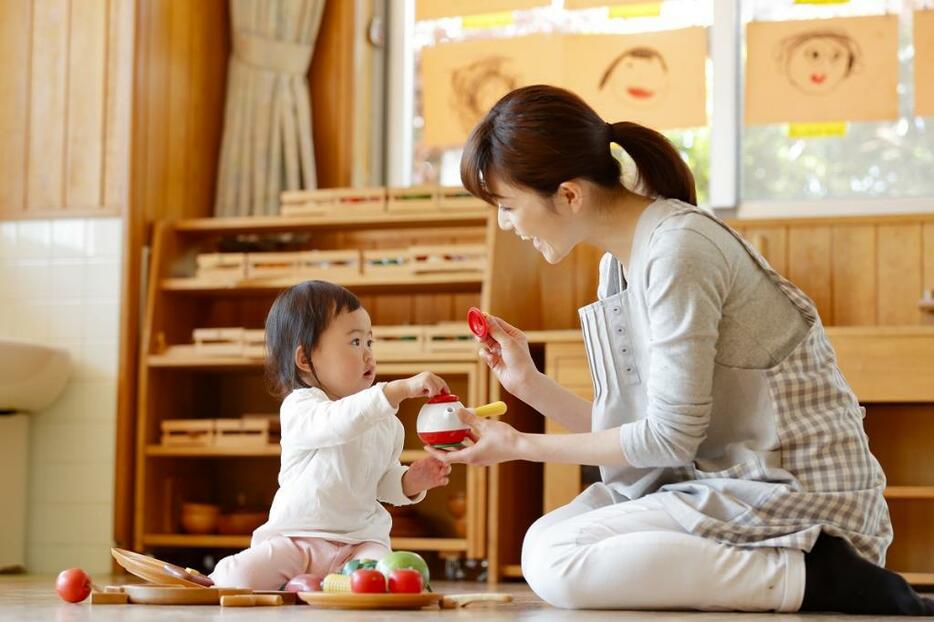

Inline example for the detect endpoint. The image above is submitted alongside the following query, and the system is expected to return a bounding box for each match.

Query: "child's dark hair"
[264,280,361,399]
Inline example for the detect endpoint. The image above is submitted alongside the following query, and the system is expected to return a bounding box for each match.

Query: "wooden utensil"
[122,585,251,605]
[297,591,513,610]
[110,548,203,588]
[220,594,284,607]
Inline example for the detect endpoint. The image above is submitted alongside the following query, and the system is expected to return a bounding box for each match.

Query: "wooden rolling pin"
[220,594,283,607]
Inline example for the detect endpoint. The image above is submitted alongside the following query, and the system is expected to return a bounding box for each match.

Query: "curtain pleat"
[214,0,326,217]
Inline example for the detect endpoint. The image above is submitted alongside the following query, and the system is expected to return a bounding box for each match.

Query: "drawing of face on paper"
[451,57,519,132]
[777,30,862,95]
[599,47,670,108]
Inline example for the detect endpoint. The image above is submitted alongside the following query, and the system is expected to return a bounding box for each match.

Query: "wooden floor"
[0,575,929,620]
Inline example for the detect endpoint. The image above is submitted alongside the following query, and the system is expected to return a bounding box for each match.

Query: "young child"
[210,280,452,589]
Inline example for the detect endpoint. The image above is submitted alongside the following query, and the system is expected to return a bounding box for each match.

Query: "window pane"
[412,1,714,204]
[741,0,934,201]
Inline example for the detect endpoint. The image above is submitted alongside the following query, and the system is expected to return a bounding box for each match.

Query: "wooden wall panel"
[787,226,833,324]
[741,225,788,276]
[832,225,877,326]
[0,1,32,216]
[877,224,923,325]
[66,0,107,208]
[0,0,131,219]
[27,0,69,211]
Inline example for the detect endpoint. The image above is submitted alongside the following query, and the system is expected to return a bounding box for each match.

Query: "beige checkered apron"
[578,200,892,565]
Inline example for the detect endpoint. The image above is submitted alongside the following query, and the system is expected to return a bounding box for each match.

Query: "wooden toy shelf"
[134,207,540,583]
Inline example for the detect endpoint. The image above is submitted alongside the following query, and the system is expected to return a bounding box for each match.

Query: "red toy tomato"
[388,568,423,594]
[350,568,386,593]
[55,568,92,603]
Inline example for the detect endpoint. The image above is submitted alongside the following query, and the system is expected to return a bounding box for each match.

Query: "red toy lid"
[467,307,488,339]
[427,393,460,404]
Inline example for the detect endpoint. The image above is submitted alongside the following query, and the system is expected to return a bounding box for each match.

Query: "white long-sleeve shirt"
[250,382,425,548]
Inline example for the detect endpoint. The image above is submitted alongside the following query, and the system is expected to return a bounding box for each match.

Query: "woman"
[425,85,933,615]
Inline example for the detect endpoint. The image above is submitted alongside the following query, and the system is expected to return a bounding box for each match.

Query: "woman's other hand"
[424,408,524,467]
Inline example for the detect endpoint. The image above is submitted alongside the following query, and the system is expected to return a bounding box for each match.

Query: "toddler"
[210,280,451,589]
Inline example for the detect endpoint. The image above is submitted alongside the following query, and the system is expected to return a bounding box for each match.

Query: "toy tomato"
[55,568,92,603]
[350,568,386,593]
[388,568,423,594]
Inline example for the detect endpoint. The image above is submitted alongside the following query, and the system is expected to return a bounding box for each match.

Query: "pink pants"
[209,536,391,590]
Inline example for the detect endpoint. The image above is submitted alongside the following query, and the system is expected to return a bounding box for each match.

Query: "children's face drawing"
[784,35,854,95]
[309,307,376,399]
[602,50,669,108]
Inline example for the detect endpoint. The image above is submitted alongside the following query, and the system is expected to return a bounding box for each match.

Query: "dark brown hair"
[460,84,696,206]
[264,280,361,399]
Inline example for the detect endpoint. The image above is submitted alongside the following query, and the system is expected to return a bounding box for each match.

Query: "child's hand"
[402,455,452,498]
[384,372,449,408]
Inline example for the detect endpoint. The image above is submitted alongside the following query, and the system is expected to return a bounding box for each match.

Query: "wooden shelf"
[400,450,428,463]
[146,444,280,457]
[147,351,479,369]
[143,533,467,552]
[501,564,524,578]
[884,486,934,499]
[173,211,488,234]
[901,572,934,587]
[161,273,485,296]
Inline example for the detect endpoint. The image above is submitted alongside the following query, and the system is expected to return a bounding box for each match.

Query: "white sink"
[0,338,71,412]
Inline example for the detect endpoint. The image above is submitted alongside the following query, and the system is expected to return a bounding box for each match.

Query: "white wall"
[0,218,122,574]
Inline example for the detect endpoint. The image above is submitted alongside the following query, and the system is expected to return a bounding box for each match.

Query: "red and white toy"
[416,394,506,449]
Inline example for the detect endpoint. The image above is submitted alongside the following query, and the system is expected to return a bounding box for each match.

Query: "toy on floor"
[55,568,93,603]
[416,394,507,449]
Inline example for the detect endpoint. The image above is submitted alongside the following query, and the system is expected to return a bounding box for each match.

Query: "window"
[391,0,934,215]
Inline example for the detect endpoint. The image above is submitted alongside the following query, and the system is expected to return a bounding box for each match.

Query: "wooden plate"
[298,592,443,610]
[123,585,251,605]
[110,548,202,588]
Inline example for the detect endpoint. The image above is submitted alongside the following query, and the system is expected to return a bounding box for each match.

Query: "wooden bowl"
[217,511,267,535]
[180,503,220,534]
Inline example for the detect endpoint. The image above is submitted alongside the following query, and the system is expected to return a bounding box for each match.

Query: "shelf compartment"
[172,211,488,235]
[161,273,484,296]
[143,533,468,552]
[147,444,280,457]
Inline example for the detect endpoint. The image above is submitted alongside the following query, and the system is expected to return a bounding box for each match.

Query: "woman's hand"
[423,408,525,467]
[402,455,452,497]
[477,315,538,397]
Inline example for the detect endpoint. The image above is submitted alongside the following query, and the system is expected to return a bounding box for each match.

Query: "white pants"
[521,484,805,611]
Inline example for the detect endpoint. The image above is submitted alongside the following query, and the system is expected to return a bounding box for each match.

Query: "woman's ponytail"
[608,121,696,206]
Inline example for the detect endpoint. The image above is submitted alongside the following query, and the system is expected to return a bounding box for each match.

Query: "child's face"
[607,54,669,108]
[786,36,851,95]
[308,307,376,399]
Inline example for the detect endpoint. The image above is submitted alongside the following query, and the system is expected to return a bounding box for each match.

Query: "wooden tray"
[298,592,442,610]
[297,592,513,610]
[123,585,251,605]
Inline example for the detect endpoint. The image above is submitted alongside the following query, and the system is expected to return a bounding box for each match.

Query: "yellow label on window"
[462,11,514,29]
[608,2,662,18]
[793,0,849,4]
[787,122,848,138]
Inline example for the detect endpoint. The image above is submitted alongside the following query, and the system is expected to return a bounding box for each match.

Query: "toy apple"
[416,394,507,449]
[55,568,92,603]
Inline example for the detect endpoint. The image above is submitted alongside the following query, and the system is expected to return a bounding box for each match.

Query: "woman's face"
[306,307,376,399]
[489,177,580,265]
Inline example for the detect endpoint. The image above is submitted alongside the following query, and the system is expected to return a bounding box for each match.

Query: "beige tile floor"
[1,575,930,621]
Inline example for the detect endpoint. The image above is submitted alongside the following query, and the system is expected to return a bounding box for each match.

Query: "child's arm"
[377,423,450,505]
[282,384,397,449]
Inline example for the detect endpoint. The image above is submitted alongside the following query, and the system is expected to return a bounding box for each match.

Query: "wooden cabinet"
[0,0,133,219]
[526,328,934,587]
[134,209,527,578]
